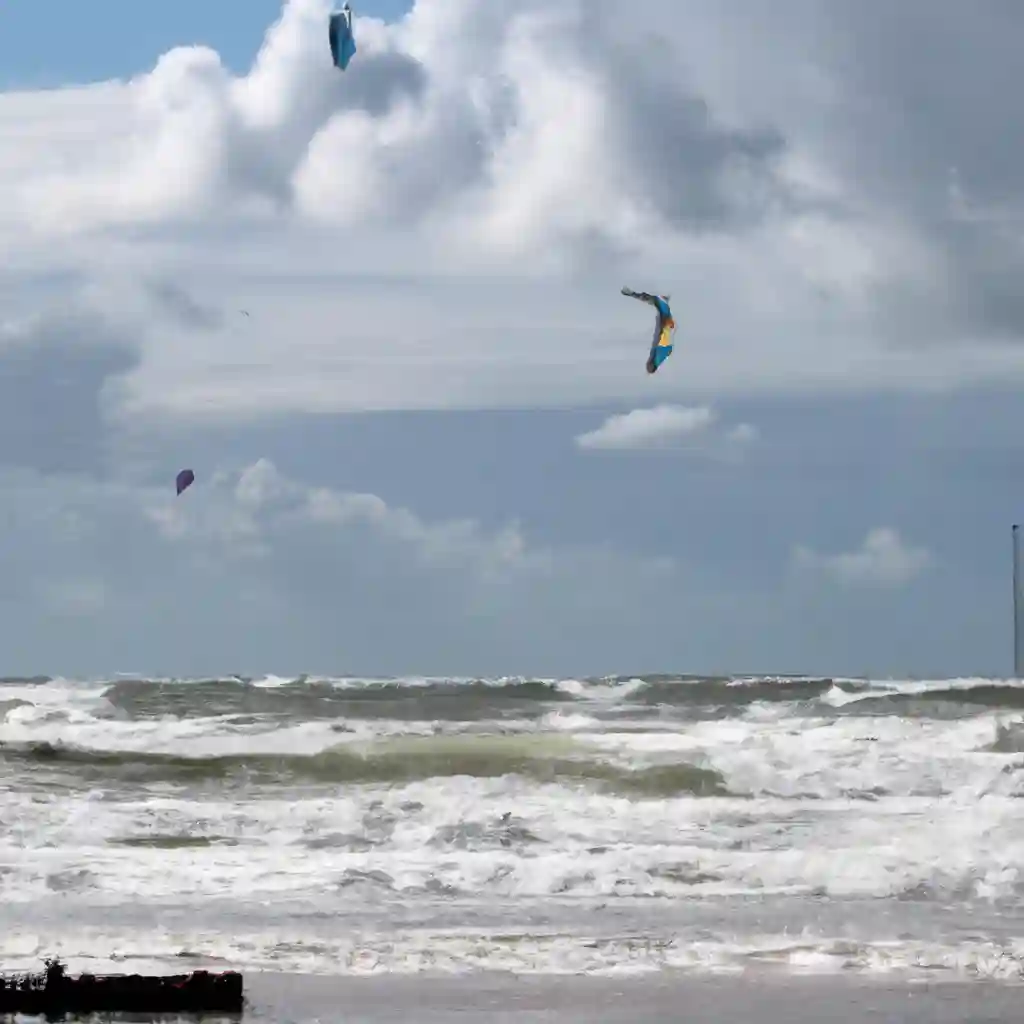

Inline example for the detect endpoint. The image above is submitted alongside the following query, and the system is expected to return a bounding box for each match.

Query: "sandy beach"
[239,971,1024,1023]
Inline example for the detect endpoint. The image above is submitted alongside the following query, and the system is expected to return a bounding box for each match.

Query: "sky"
[0,0,1022,679]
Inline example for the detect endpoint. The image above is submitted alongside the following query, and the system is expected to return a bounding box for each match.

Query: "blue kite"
[329,4,357,71]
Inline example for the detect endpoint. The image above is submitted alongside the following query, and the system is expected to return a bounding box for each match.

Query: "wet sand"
[239,971,1024,1023]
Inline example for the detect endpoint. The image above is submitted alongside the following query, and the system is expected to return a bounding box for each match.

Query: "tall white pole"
[1015,525,1021,677]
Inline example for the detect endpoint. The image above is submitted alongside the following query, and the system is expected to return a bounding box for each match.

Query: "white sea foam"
[2,674,1024,977]
[4,929,1024,980]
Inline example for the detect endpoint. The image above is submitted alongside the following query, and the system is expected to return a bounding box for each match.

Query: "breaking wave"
[0,733,729,796]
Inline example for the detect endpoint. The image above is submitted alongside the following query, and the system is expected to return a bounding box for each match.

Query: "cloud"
[145,456,554,584]
[0,305,138,474]
[0,457,686,675]
[0,0,787,247]
[667,0,1024,344]
[2,0,1024,427]
[575,404,757,454]
[145,280,226,331]
[792,527,932,589]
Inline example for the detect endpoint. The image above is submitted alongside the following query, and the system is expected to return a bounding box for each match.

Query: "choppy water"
[4,673,1024,982]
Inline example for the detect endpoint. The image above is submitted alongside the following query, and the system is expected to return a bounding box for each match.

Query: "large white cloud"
[3,0,1024,427]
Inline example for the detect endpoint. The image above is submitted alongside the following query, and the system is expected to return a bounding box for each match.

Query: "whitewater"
[4,673,1024,985]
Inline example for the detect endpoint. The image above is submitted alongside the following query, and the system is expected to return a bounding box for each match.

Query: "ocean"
[3,673,1024,1020]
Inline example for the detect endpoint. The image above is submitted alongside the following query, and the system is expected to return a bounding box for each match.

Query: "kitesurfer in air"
[622,287,675,374]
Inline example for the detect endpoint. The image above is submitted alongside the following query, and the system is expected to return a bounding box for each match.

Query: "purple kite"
[176,469,195,496]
